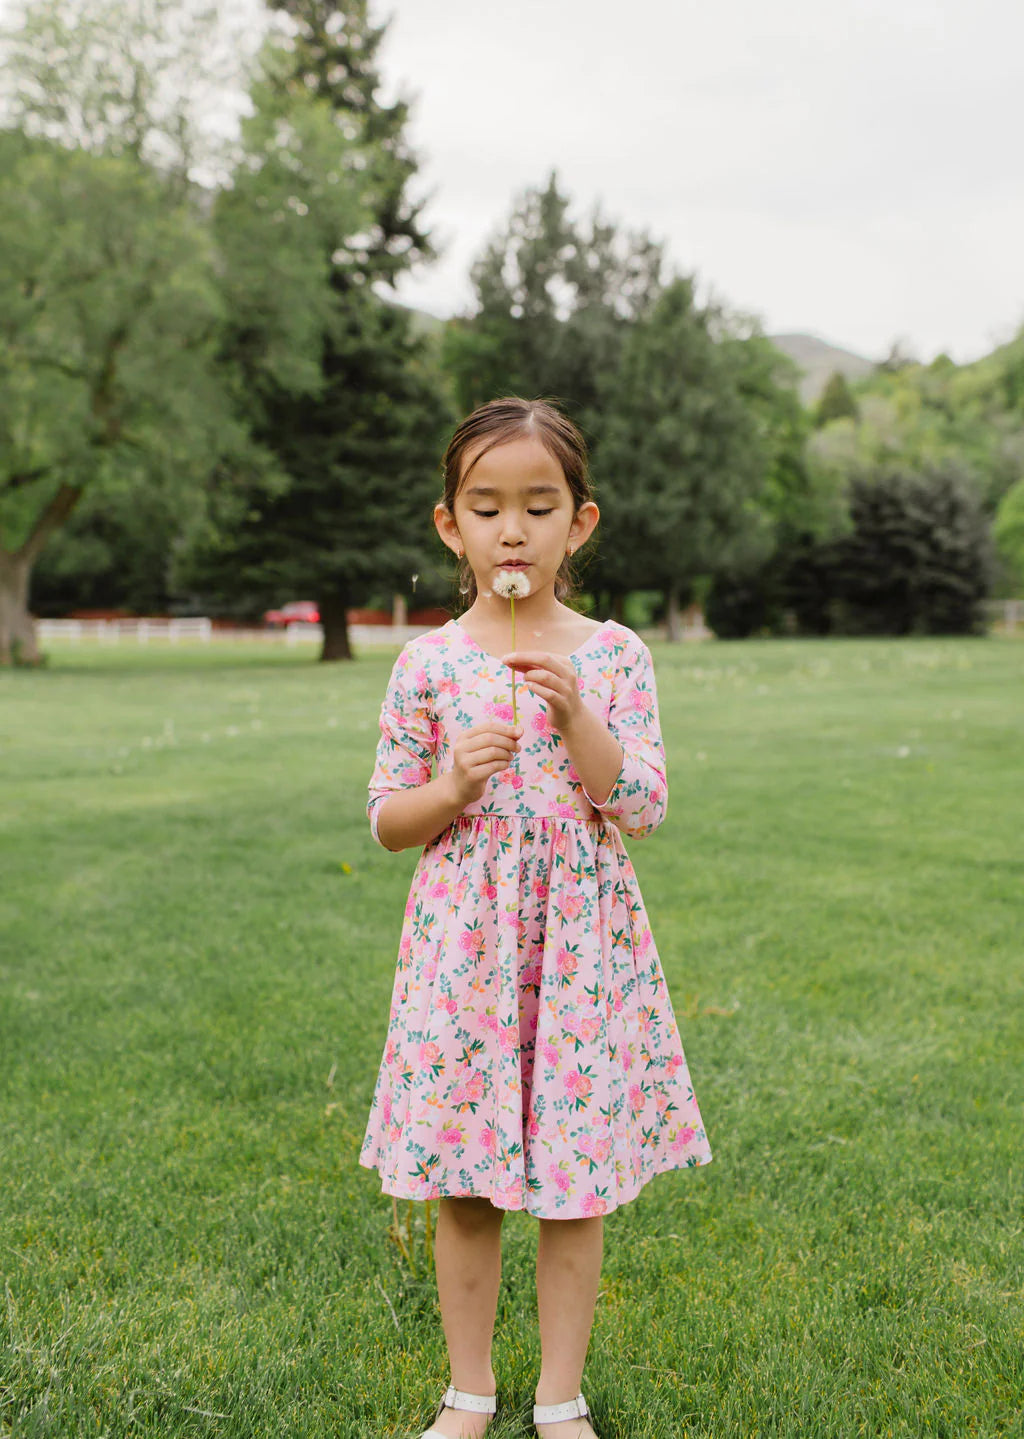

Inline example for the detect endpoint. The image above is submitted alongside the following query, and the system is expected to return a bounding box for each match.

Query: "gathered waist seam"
[451,813,605,826]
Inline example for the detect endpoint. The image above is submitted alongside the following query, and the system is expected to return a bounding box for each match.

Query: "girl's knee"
[441,1196,507,1230]
[538,1214,603,1230]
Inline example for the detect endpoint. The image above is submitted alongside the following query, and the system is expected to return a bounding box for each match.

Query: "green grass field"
[2,635,1022,1438]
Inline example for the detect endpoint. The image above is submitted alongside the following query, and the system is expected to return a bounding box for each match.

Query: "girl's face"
[436,436,598,602]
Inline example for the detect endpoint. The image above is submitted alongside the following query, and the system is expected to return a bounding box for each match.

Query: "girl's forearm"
[375,772,468,852]
[559,705,624,806]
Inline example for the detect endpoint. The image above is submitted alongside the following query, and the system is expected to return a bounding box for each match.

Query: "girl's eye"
[471,509,554,518]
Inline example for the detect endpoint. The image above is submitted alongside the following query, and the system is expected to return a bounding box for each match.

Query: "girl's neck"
[465,588,566,632]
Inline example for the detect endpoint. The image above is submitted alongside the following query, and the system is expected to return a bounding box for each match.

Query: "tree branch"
[1,466,52,493]
[18,481,84,566]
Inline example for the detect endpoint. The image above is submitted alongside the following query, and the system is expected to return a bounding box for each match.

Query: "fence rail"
[35,603,1022,646]
[34,619,435,647]
[983,599,1022,632]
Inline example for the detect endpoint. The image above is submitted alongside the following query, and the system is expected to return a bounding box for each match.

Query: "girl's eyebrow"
[464,485,562,497]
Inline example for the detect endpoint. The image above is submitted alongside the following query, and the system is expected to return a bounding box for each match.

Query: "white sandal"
[420,1382,497,1438]
[534,1392,591,1430]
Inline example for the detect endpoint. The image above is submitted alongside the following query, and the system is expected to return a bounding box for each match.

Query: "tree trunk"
[318,591,353,661]
[664,578,687,641]
[611,591,625,623]
[0,550,41,666]
[665,582,683,642]
[1,479,84,665]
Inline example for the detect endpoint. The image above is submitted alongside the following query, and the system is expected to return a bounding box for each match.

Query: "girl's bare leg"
[534,1215,604,1438]
[430,1196,506,1438]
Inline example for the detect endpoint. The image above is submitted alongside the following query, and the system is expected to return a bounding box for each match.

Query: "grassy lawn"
[1,634,1022,1438]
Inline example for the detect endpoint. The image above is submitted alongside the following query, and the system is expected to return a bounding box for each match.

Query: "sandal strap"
[534,1393,588,1423]
[442,1384,497,1415]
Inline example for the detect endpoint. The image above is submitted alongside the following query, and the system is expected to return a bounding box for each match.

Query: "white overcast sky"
[374,0,1024,364]
[2,0,1020,363]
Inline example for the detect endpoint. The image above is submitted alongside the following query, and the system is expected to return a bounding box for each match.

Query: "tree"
[0,130,233,663]
[815,370,859,427]
[270,0,430,280]
[179,2,450,660]
[0,0,273,662]
[992,478,1024,594]
[832,465,993,635]
[597,279,770,639]
[0,0,250,184]
[702,328,847,638]
[443,171,665,433]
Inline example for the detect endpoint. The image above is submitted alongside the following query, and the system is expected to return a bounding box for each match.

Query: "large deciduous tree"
[0,0,263,663]
[0,130,232,663]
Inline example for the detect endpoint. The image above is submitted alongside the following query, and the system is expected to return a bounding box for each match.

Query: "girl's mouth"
[499,562,530,569]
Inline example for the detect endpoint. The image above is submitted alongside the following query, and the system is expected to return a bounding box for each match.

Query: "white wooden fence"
[34,618,434,647]
[984,599,1022,632]
[34,603,1023,646]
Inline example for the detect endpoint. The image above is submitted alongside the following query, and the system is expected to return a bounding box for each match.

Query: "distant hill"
[768,333,877,406]
[394,305,876,410]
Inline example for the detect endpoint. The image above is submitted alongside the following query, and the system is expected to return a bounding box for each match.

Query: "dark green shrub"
[832,466,994,635]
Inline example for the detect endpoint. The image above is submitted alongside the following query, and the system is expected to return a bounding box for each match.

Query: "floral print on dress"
[358,618,712,1218]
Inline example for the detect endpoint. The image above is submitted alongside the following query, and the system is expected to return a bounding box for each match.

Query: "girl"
[359,398,712,1439]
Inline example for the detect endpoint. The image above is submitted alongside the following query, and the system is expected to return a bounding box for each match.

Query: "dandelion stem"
[510,593,517,725]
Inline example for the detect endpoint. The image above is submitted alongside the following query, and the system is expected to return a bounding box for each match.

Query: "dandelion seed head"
[493,571,531,599]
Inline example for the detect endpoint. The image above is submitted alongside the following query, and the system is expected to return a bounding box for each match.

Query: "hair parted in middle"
[439,396,595,608]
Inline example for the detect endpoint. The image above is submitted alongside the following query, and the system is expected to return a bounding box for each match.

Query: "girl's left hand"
[502,651,583,731]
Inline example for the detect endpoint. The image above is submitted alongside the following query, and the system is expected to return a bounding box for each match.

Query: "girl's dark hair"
[440,397,595,607]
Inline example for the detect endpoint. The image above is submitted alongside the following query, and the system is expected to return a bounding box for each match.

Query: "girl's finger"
[468,736,520,759]
[506,659,559,675]
[466,728,519,746]
[467,758,515,781]
[504,652,568,669]
[464,722,522,738]
[464,743,517,763]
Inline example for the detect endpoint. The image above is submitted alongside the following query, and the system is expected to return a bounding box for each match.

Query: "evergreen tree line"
[1,0,1022,664]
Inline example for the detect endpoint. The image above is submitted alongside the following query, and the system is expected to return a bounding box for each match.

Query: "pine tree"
[442,172,664,439]
[187,2,449,660]
[597,279,771,638]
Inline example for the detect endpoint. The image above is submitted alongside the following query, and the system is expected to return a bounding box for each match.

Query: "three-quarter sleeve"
[367,644,438,850]
[582,632,668,839]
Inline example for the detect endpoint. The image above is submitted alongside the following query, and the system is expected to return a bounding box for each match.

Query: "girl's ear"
[434,501,461,553]
[569,500,600,549]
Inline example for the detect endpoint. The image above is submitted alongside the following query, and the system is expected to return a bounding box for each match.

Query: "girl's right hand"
[450,722,522,805]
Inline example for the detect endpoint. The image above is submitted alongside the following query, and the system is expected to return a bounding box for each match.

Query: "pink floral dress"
[358,617,712,1218]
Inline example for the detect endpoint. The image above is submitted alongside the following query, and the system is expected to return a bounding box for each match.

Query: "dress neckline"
[448,616,615,663]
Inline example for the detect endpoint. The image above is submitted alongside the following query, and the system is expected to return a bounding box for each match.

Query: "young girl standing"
[360,398,712,1439]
